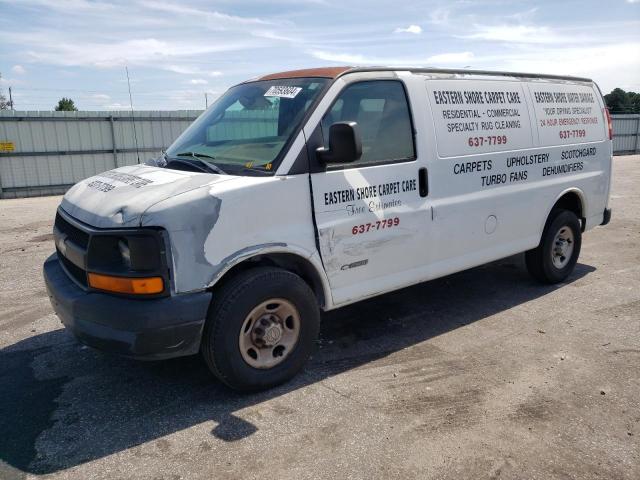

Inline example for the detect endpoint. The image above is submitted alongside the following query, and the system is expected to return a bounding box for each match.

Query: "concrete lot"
[1,156,639,480]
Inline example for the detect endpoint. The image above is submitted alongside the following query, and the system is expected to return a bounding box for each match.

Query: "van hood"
[60,165,236,228]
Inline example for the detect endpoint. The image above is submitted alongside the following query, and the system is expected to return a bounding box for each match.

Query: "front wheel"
[201,267,320,391]
[525,209,582,284]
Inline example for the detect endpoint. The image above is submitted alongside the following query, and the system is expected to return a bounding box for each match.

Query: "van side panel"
[424,77,609,271]
[317,73,611,309]
[425,78,541,266]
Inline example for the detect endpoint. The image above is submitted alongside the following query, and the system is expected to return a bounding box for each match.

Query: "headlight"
[86,230,168,296]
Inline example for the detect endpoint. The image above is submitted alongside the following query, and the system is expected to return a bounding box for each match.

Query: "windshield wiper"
[176,151,217,161]
[166,156,226,175]
[173,152,227,175]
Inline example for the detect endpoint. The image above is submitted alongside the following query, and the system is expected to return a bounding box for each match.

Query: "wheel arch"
[544,188,587,233]
[207,246,332,310]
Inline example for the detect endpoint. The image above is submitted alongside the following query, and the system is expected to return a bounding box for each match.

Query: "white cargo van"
[44,67,613,391]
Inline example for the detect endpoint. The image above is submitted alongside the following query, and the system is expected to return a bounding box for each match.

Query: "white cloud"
[1,0,638,109]
[0,0,115,12]
[426,52,474,64]
[394,25,422,34]
[309,49,475,66]
[308,50,369,64]
[507,8,539,23]
[136,0,270,26]
[11,64,26,74]
[251,30,297,42]
[309,41,640,93]
[164,65,199,75]
[428,42,640,93]
[103,102,133,110]
[463,24,569,45]
[428,8,450,26]
[5,33,255,68]
[188,78,207,85]
[164,65,223,78]
[486,42,640,93]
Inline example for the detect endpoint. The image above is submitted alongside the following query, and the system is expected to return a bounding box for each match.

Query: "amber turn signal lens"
[88,273,164,295]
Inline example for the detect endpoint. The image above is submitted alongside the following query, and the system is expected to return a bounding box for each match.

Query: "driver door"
[307,79,431,306]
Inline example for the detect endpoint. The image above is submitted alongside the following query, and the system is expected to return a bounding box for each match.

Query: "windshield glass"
[165,78,329,175]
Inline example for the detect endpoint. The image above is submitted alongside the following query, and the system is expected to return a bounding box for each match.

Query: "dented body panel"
[141,174,321,294]
[61,165,234,228]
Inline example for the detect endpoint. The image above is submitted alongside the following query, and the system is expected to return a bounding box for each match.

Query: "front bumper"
[43,253,212,360]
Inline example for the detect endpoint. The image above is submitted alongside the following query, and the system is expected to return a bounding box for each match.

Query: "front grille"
[55,212,90,248]
[57,247,88,287]
[54,210,89,288]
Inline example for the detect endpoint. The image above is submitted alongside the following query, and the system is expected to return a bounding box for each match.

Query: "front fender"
[205,244,333,309]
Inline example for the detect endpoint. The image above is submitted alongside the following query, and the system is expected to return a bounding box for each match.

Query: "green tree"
[55,97,78,111]
[629,91,640,113]
[0,73,13,110]
[604,88,639,114]
[0,90,9,110]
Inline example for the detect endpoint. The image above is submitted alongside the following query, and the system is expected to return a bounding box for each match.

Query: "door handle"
[418,167,428,197]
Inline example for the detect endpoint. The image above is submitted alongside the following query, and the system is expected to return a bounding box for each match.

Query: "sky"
[0,0,639,111]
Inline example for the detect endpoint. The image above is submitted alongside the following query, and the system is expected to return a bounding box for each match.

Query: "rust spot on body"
[258,66,352,81]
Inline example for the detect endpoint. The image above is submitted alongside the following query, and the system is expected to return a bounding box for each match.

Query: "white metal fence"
[0,110,638,199]
[0,110,201,198]
[611,114,640,155]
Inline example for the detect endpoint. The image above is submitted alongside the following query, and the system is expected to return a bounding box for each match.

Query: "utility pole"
[125,66,140,164]
[205,92,208,108]
[8,87,13,110]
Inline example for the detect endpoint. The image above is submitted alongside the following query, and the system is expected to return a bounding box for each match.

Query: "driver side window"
[321,80,415,166]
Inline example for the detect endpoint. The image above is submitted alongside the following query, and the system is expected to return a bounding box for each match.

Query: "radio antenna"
[125,66,141,164]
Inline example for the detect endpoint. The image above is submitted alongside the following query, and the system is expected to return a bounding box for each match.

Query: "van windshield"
[165,78,329,175]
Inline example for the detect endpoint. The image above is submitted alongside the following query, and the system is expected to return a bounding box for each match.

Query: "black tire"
[525,209,582,284]
[201,267,320,392]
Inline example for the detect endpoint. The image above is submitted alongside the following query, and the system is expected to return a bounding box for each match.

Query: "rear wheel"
[525,209,582,284]
[201,267,320,391]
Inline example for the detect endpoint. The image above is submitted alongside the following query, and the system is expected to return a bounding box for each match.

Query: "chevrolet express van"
[44,67,613,391]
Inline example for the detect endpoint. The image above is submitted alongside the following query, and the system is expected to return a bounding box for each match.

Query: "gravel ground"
[1,155,638,480]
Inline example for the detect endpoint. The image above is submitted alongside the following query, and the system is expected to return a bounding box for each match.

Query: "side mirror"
[316,121,362,164]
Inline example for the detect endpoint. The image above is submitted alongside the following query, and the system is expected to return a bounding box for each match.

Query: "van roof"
[256,66,593,84]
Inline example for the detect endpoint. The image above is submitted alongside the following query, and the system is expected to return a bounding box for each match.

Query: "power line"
[15,87,131,94]
[14,86,222,96]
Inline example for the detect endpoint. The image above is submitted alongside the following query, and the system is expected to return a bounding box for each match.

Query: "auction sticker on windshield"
[264,86,302,98]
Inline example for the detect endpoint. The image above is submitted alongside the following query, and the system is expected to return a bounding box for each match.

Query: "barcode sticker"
[264,86,302,98]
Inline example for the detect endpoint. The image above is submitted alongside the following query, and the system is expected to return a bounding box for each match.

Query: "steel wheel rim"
[239,298,300,369]
[551,225,575,269]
